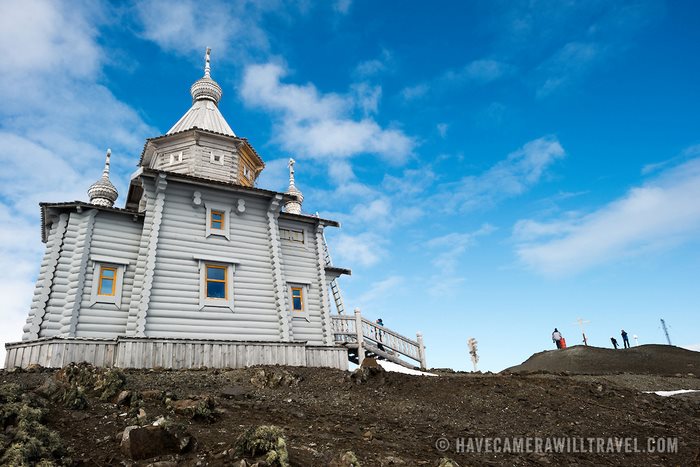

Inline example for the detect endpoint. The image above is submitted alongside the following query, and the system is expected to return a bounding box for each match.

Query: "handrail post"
[354,308,364,366]
[416,332,427,370]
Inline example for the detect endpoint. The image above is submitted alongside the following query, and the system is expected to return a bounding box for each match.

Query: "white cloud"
[445,59,515,84]
[435,136,566,212]
[515,157,700,276]
[330,232,387,267]
[133,0,271,59]
[536,41,601,97]
[401,83,429,101]
[240,62,414,164]
[684,344,700,352]
[354,49,394,78]
[428,224,496,273]
[437,123,449,138]
[356,276,405,307]
[334,0,352,14]
[0,1,154,363]
[0,0,101,78]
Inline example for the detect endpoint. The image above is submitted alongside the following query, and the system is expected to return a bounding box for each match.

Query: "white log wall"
[77,211,143,337]
[278,219,325,345]
[146,181,281,340]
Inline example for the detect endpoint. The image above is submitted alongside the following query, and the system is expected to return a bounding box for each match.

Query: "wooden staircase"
[331,310,427,370]
[321,230,426,370]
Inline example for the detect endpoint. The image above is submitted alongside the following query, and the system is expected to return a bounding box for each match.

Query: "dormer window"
[169,151,183,165]
[210,151,223,165]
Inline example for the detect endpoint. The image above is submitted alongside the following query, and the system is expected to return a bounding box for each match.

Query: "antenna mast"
[660,318,672,345]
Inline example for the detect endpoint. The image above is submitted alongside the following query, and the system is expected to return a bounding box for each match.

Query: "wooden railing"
[331,308,427,369]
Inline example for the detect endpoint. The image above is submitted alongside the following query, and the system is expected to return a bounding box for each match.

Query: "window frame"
[209,151,224,165]
[287,282,311,320]
[89,256,128,308]
[97,266,118,296]
[196,258,236,311]
[169,151,183,165]
[205,204,231,240]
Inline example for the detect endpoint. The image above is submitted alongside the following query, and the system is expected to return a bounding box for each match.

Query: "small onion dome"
[190,47,222,105]
[88,149,118,207]
[284,158,304,215]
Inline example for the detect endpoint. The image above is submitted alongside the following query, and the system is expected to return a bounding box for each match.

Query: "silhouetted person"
[610,337,619,349]
[621,329,630,349]
[375,318,385,352]
[552,328,563,349]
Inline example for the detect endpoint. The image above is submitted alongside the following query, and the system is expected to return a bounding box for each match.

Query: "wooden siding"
[76,211,142,338]
[278,218,325,345]
[24,213,69,340]
[145,180,280,340]
[5,338,116,368]
[5,338,348,370]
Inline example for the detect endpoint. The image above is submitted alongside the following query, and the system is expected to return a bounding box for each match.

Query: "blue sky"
[1,0,698,371]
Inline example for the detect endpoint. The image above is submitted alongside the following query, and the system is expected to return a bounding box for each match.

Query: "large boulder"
[120,426,179,460]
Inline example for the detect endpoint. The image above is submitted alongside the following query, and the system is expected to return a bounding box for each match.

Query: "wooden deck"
[4,337,348,370]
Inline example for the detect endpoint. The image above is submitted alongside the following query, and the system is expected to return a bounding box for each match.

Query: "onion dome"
[284,158,304,214]
[167,48,235,136]
[190,47,223,104]
[88,149,118,207]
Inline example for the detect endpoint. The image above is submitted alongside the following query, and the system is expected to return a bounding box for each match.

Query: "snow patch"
[644,389,700,397]
[377,360,437,376]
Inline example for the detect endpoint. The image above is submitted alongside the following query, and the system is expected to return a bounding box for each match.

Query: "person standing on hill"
[621,329,630,349]
[610,337,619,349]
[552,328,563,349]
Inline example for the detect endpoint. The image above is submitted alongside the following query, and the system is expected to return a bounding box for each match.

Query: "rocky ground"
[1,354,699,466]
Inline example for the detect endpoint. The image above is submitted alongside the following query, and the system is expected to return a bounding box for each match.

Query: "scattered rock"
[360,357,380,368]
[235,425,289,467]
[436,458,460,467]
[120,425,179,460]
[330,450,361,467]
[221,385,251,400]
[116,390,132,406]
[141,389,163,400]
[363,430,373,441]
[250,369,302,389]
[382,455,406,465]
[350,366,386,385]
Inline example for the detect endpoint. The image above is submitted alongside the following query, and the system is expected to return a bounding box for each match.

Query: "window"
[243,165,252,180]
[97,266,117,296]
[210,210,224,230]
[169,151,183,165]
[205,205,230,239]
[210,151,223,165]
[195,256,236,310]
[291,287,303,312]
[205,264,227,299]
[280,228,304,243]
[287,283,310,319]
[89,255,129,307]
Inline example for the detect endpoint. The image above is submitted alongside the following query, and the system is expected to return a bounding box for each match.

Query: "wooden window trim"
[205,264,228,300]
[210,210,224,230]
[291,286,304,312]
[97,266,117,296]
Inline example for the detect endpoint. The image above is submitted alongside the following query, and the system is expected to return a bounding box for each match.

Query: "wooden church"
[5,50,427,371]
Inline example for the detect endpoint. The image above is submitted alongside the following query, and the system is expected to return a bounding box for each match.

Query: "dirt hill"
[503,344,700,376]
[1,361,699,466]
